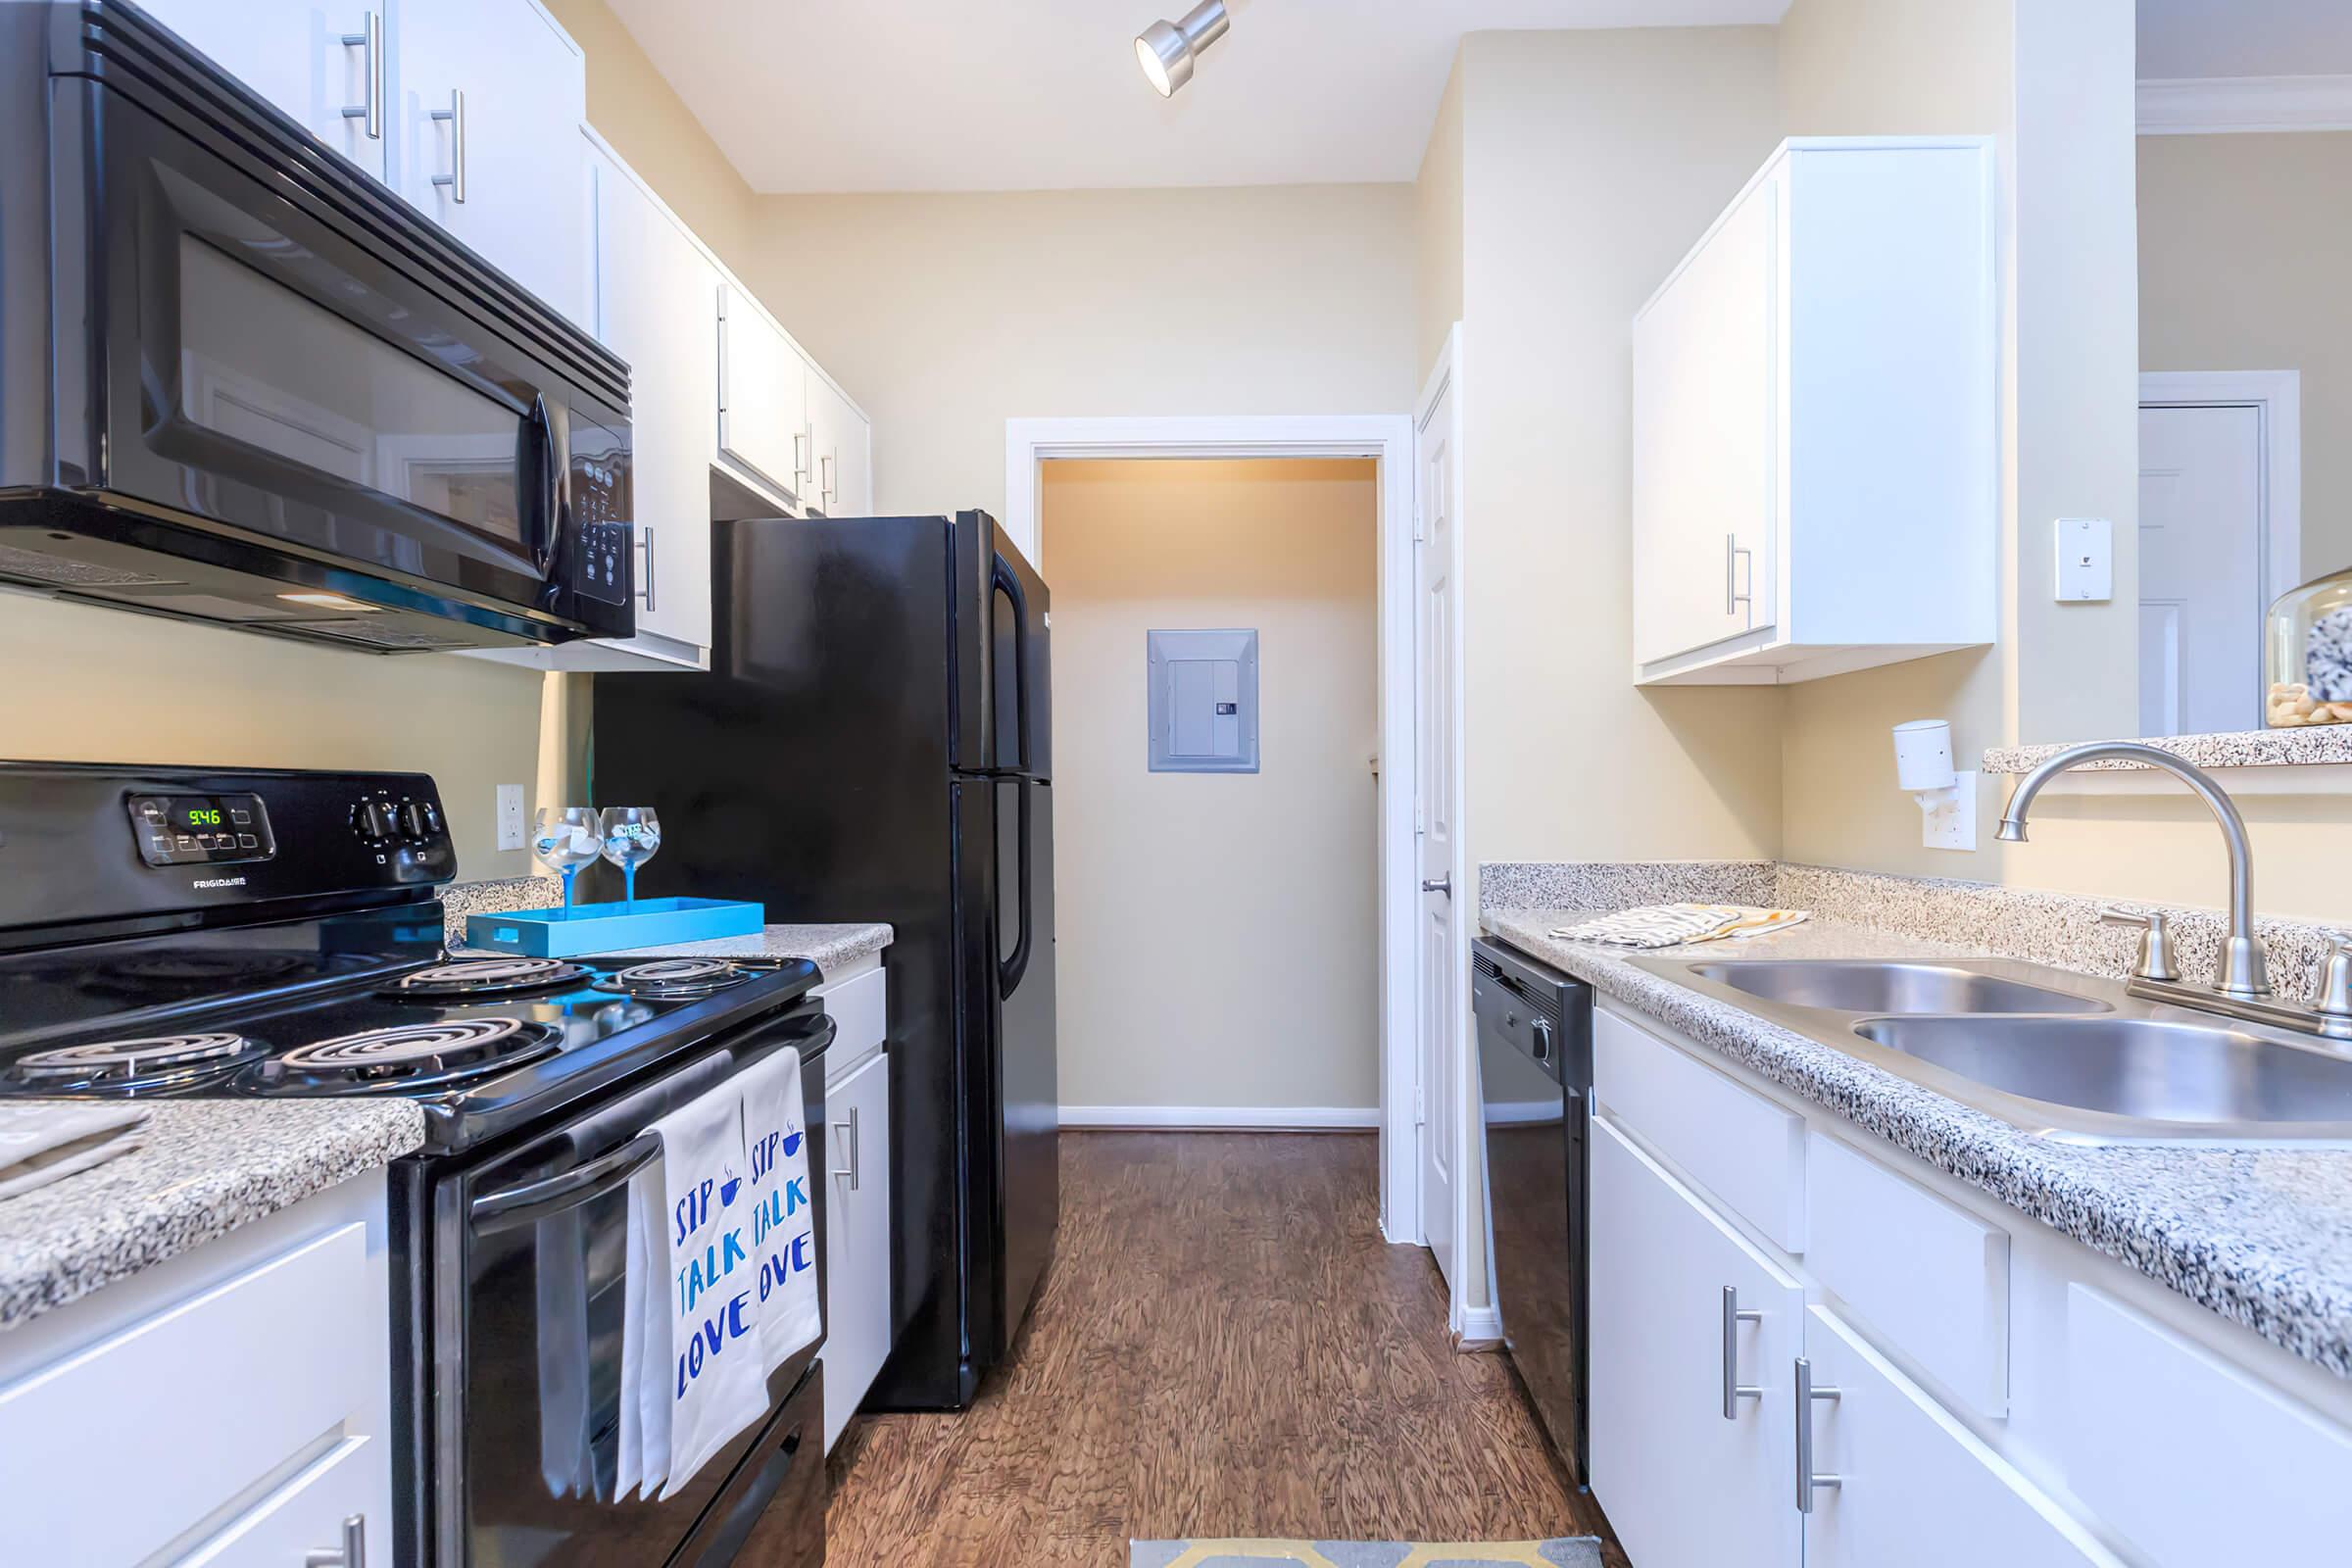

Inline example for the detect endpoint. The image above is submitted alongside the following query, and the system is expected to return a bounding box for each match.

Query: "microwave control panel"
[570,441,633,607]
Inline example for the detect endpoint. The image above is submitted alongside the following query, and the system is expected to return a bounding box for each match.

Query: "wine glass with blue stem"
[600,807,662,906]
[532,806,602,908]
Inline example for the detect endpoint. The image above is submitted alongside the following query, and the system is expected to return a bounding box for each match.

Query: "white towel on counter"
[1547,904,1810,949]
[613,1050,823,1503]
[0,1103,150,1200]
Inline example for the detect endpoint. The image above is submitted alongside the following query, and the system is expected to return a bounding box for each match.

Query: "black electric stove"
[0,932,819,1152]
[0,763,832,1568]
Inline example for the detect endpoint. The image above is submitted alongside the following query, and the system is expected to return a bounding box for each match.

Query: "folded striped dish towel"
[1548,904,1809,949]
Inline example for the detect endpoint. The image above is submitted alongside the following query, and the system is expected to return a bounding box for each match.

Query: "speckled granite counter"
[0,1100,423,1332]
[462,921,895,978]
[1480,905,2352,1379]
[1984,725,2352,773]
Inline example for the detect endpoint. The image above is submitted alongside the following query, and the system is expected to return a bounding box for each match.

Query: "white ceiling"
[605,0,1791,194]
[2138,0,2352,79]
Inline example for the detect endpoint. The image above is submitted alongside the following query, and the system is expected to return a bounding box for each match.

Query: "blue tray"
[465,898,764,958]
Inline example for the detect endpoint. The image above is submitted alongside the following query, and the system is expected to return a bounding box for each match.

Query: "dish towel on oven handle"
[613,1048,823,1502]
[615,1074,772,1503]
[736,1046,822,1380]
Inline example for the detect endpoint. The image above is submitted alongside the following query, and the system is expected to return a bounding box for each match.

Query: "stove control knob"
[400,800,442,843]
[358,801,399,842]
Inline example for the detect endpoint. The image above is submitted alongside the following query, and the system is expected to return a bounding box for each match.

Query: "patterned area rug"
[1131,1542,1604,1567]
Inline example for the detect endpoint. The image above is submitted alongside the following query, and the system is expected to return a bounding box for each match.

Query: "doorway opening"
[1004,416,1434,1263]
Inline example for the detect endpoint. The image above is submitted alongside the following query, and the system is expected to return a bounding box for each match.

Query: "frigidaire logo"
[191,876,247,890]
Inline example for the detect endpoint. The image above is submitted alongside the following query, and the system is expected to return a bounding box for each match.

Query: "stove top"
[0,939,819,1150]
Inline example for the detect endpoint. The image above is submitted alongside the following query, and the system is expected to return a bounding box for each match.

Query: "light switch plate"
[1923,771,1978,852]
[2055,517,2113,602]
[496,784,525,851]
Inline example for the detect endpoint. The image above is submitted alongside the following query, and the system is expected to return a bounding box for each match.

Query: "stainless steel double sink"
[1632,956,2352,1146]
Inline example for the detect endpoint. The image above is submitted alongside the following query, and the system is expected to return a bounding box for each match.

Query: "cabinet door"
[822,1050,893,1452]
[143,0,389,181]
[589,145,714,662]
[1800,1305,2120,1567]
[1590,1116,1803,1568]
[807,368,869,516]
[394,0,588,323]
[717,284,810,504]
[1632,167,1781,665]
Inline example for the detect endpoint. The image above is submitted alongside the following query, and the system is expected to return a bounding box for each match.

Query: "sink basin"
[1685,960,2108,1017]
[1853,1015,2352,1128]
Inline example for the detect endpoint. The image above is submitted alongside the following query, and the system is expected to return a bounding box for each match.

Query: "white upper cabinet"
[808,368,872,517]
[718,284,813,507]
[393,0,588,325]
[143,0,391,181]
[1632,137,1997,686]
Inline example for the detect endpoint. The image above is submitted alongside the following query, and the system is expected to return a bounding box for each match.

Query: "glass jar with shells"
[2267,564,2352,727]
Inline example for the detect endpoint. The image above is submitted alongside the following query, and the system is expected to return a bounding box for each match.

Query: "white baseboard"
[1456,1302,1504,1349]
[1056,1104,1380,1132]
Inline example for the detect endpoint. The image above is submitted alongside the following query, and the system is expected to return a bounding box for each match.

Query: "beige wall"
[736,185,1416,525]
[1044,460,1380,1111]
[0,597,541,873]
[543,0,759,274]
[1415,55,1465,377]
[1777,0,2143,883]
[1455,26,1787,878]
[2140,131,2352,577]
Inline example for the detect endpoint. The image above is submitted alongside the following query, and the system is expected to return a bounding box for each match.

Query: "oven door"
[35,53,633,646]
[427,1004,830,1567]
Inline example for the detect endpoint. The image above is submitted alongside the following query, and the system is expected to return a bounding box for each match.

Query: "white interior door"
[1413,341,1463,1289]
[2137,404,2265,734]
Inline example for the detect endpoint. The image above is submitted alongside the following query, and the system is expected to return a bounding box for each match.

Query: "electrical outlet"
[1923,771,1978,852]
[496,784,525,852]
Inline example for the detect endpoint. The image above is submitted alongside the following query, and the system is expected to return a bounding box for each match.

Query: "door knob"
[1421,876,1450,898]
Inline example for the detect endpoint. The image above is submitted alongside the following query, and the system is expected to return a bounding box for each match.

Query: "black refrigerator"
[593,510,1057,1410]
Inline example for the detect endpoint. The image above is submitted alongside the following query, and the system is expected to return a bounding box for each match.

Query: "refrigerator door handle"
[1001,778,1034,1000]
[991,554,1033,773]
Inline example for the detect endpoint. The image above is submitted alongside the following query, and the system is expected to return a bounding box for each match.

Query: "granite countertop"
[1481,906,2352,1379]
[1982,725,2352,773]
[0,1100,424,1333]
[461,921,894,978]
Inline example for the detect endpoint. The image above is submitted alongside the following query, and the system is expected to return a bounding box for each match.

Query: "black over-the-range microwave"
[0,0,634,653]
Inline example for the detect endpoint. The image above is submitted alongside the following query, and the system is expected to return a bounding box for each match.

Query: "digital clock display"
[127,793,275,869]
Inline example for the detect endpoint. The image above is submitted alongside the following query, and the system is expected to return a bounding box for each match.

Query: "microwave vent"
[279,619,472,651]
[0,542,176,589]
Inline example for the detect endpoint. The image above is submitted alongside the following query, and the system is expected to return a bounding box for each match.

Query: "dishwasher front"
[1472,936,1593,1486]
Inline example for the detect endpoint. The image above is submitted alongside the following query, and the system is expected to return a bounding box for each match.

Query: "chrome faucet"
[1995,742,2271,998]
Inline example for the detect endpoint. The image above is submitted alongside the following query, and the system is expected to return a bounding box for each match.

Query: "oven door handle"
[469,1131,661,1232]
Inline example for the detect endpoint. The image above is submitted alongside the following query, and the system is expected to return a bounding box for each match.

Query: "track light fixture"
[1135,0,1229,97]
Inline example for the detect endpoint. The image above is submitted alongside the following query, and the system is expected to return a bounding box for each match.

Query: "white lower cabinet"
[0,1173,391,1567]
[1586,1002,2352,1568]
[1591,1116,1803,1568]
[822,1049,892,1452]
[1798,1305,2119,1567]
[816,961,894,1453]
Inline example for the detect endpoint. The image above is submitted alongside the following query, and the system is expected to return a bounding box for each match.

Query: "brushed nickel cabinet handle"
[1722,1287,1764,1419]
[1727,532,1754,620]
[831,1103,860,1191]
[305,1513,367,1568]
[338,12,382,140]
[430,89,466,203]
[1795,1356,1842,1513]
[637,527,657,613]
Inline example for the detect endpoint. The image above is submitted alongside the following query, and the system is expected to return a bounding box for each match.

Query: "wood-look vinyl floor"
[807,1132,1629,1568]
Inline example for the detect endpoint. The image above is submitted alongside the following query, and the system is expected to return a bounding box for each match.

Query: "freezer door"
[953,511,1054,778]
